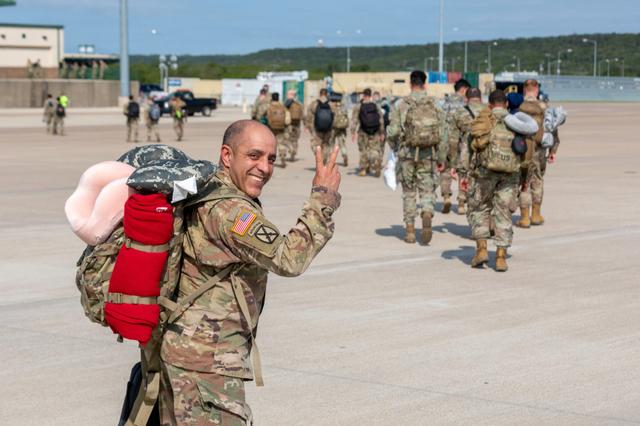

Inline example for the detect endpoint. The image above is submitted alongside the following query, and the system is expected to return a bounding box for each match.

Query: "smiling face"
[220,122,277,198]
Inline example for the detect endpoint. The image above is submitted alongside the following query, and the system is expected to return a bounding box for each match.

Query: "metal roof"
[0,23,64,29]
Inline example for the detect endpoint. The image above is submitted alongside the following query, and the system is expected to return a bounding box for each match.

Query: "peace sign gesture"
[312,145,341,192]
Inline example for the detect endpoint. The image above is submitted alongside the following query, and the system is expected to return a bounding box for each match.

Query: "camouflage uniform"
[330,101,349,165]
[466,107,520,247]
[350,100,385,174]
[453,102,487,207]
[440,93,466,201]
[160,170,340,425]
[52,101,65,136]
[43,98,55,133]
[284,100,303,160]
[170,98,187,141]
[251,96,270,124]
[267,101,290,162]
[387,91,447,224]
[517,96,547,211]
[305,97,332,158]
[124,101,140,143]
[144,103,161,143]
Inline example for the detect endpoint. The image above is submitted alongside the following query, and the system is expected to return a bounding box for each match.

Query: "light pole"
[487,41,498,73]
[464,40,468,73]
[513,55,521,73]
[438,0,444,74]
[605,59,611,78]
[337,29,361,73]
[159,55,178,92]
[119,0,130,99]
[615,58,625,77]
[556,48,572,76]
[583,38,597,77]
[545,53,552,75]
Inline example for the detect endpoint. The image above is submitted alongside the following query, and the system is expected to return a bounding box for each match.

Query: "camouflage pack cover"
[126,158,217,196]
[118,144,189,167]
[404,96,441,148]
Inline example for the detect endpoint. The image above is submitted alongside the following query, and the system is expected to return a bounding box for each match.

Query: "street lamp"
[557,48,572,76]
[544,53,552,76]
[614,58,625,77]
[159,54,178,92]
[583,38,597,77]
[336,29,361,73]
[487,41,498,73]
[513,55,521,73]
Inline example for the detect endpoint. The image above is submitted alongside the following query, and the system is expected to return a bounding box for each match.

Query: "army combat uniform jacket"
[161,170,341,379]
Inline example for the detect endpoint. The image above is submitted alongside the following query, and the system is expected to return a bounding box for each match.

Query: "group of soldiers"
[253,72,559,272]
[123,95,187,143]
[42,93,68,135]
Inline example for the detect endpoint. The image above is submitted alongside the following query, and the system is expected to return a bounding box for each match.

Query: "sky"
[2,0,639,55]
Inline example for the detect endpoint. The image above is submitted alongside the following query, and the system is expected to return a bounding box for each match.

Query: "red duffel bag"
[105,193,174,345]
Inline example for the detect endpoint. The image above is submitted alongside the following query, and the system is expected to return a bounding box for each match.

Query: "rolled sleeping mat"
[504,112,539,136]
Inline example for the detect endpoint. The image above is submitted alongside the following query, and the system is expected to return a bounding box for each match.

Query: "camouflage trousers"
[519,146,547,208]
[146,121,161,142]
[52,116,64,135]
[331,129,348,161]
[173,118,184,141]
[274,130,291,160]
[160,362,252,426]
[284,123,301,158]
[439,140,458,197]
[398,158,437,224]
[358,131,383,171]
[127,118,140,142]
[311,131,333,163]
[439,167,467,203]
[44,113,54,133]
[467,167,519,247]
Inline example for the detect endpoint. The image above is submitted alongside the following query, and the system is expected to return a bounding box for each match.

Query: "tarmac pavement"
[0,104,639,425]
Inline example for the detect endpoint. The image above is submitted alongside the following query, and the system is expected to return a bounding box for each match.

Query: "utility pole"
[119,0,130,100]
[464,40,468,73]
[438,0,444,75]
[583,38,597,77]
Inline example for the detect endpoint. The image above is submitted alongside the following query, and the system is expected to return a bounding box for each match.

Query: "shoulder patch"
[231,210,257,236]
[253,224,279,244]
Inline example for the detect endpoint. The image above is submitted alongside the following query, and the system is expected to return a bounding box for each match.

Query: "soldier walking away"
[305,88,334,163]
[330,93,349,167]
[351,88,385,176]
[123,95,140,143]
[266,92,289,168]
[440,79,471,213]
[386,71,447,244]
[452,88,486,215]
[251,88,270,125]
[59,93,69,109]
[159,120,341,425]
[145,98,162,142]
[516,79,548,227]
[465,90,525,272]
[52,96,66,136]
[42,94,55,134]
[284,89,304,161]
[170,96,187,141]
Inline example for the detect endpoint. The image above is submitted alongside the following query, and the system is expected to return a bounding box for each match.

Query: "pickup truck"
[155,90,217,117]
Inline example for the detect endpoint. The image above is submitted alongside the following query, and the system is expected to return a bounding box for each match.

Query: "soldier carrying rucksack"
[305,88,333,163]
[266,92,289,168]
[386,71,447,245]
[123,95,140,143]
[284,89,304,162]
[329,93,349,167]
[350,88,385,177]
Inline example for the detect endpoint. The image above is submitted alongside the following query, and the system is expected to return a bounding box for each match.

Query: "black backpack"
[381,103,391,128]
[359,102,380,135]
[314,101,333,132]
[55,104,66,118]
[127,102,140,119]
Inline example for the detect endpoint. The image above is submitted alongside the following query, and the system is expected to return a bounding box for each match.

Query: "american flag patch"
[231,210,257,236]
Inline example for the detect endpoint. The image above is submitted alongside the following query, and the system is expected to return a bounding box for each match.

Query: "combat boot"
[471,239,489,267]
[405,224,416,244]
[516,207,531,228]
[442,196,452,214]
[531,203,545,226]
[358,168,367,177]
[495,247,508,272]
[457,201,466,215]
[373,162,382,178]
[420,212,433,245]
[343,156,348,167]
[290,152,296,162]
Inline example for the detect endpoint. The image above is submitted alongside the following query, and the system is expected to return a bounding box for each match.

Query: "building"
[0,23,64,78]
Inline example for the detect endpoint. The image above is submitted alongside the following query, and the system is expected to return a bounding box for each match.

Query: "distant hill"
[125,33,639,83]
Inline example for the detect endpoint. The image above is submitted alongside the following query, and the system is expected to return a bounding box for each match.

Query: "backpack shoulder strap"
[464,105,476,119]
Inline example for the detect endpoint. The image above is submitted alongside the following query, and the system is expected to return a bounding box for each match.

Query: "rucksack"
[333,106,349,130]
[288,101,303,123]
[267,103,286,131]
[403,96,440,148]
[73,150,264,425]
[55,104,66,118]
[149,104,161,121]
[359,103,381,135]
[381,103,391,128]
[480,115,520,174]
[127,102,140,119]
[314,101,333,132]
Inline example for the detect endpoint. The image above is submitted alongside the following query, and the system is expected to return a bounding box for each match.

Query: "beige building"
[0,23,64,78]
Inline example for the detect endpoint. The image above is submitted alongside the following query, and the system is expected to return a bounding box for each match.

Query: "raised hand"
[312,145,341,192]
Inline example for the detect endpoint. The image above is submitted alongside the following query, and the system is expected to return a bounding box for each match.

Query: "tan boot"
[495,247,508,272]
[516,207,531,228]
[457,201,466,215]
[471,239,489,268]
[405,224,416,244]
[531,203,545,226]
[343,156,348,167]
[373,163,382,178]
[420,212,433,245]
[358,168,367,177]
[442,196,451,214]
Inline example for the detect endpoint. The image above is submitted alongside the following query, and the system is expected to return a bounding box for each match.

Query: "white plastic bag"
[383,151,397,191]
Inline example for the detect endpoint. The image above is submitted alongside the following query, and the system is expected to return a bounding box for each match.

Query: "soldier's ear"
[220,144,233,169]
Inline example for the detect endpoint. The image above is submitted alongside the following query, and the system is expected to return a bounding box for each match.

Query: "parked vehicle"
[154,90,217,117]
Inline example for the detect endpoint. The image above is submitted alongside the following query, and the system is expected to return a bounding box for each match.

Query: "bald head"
[222,119,271,151]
